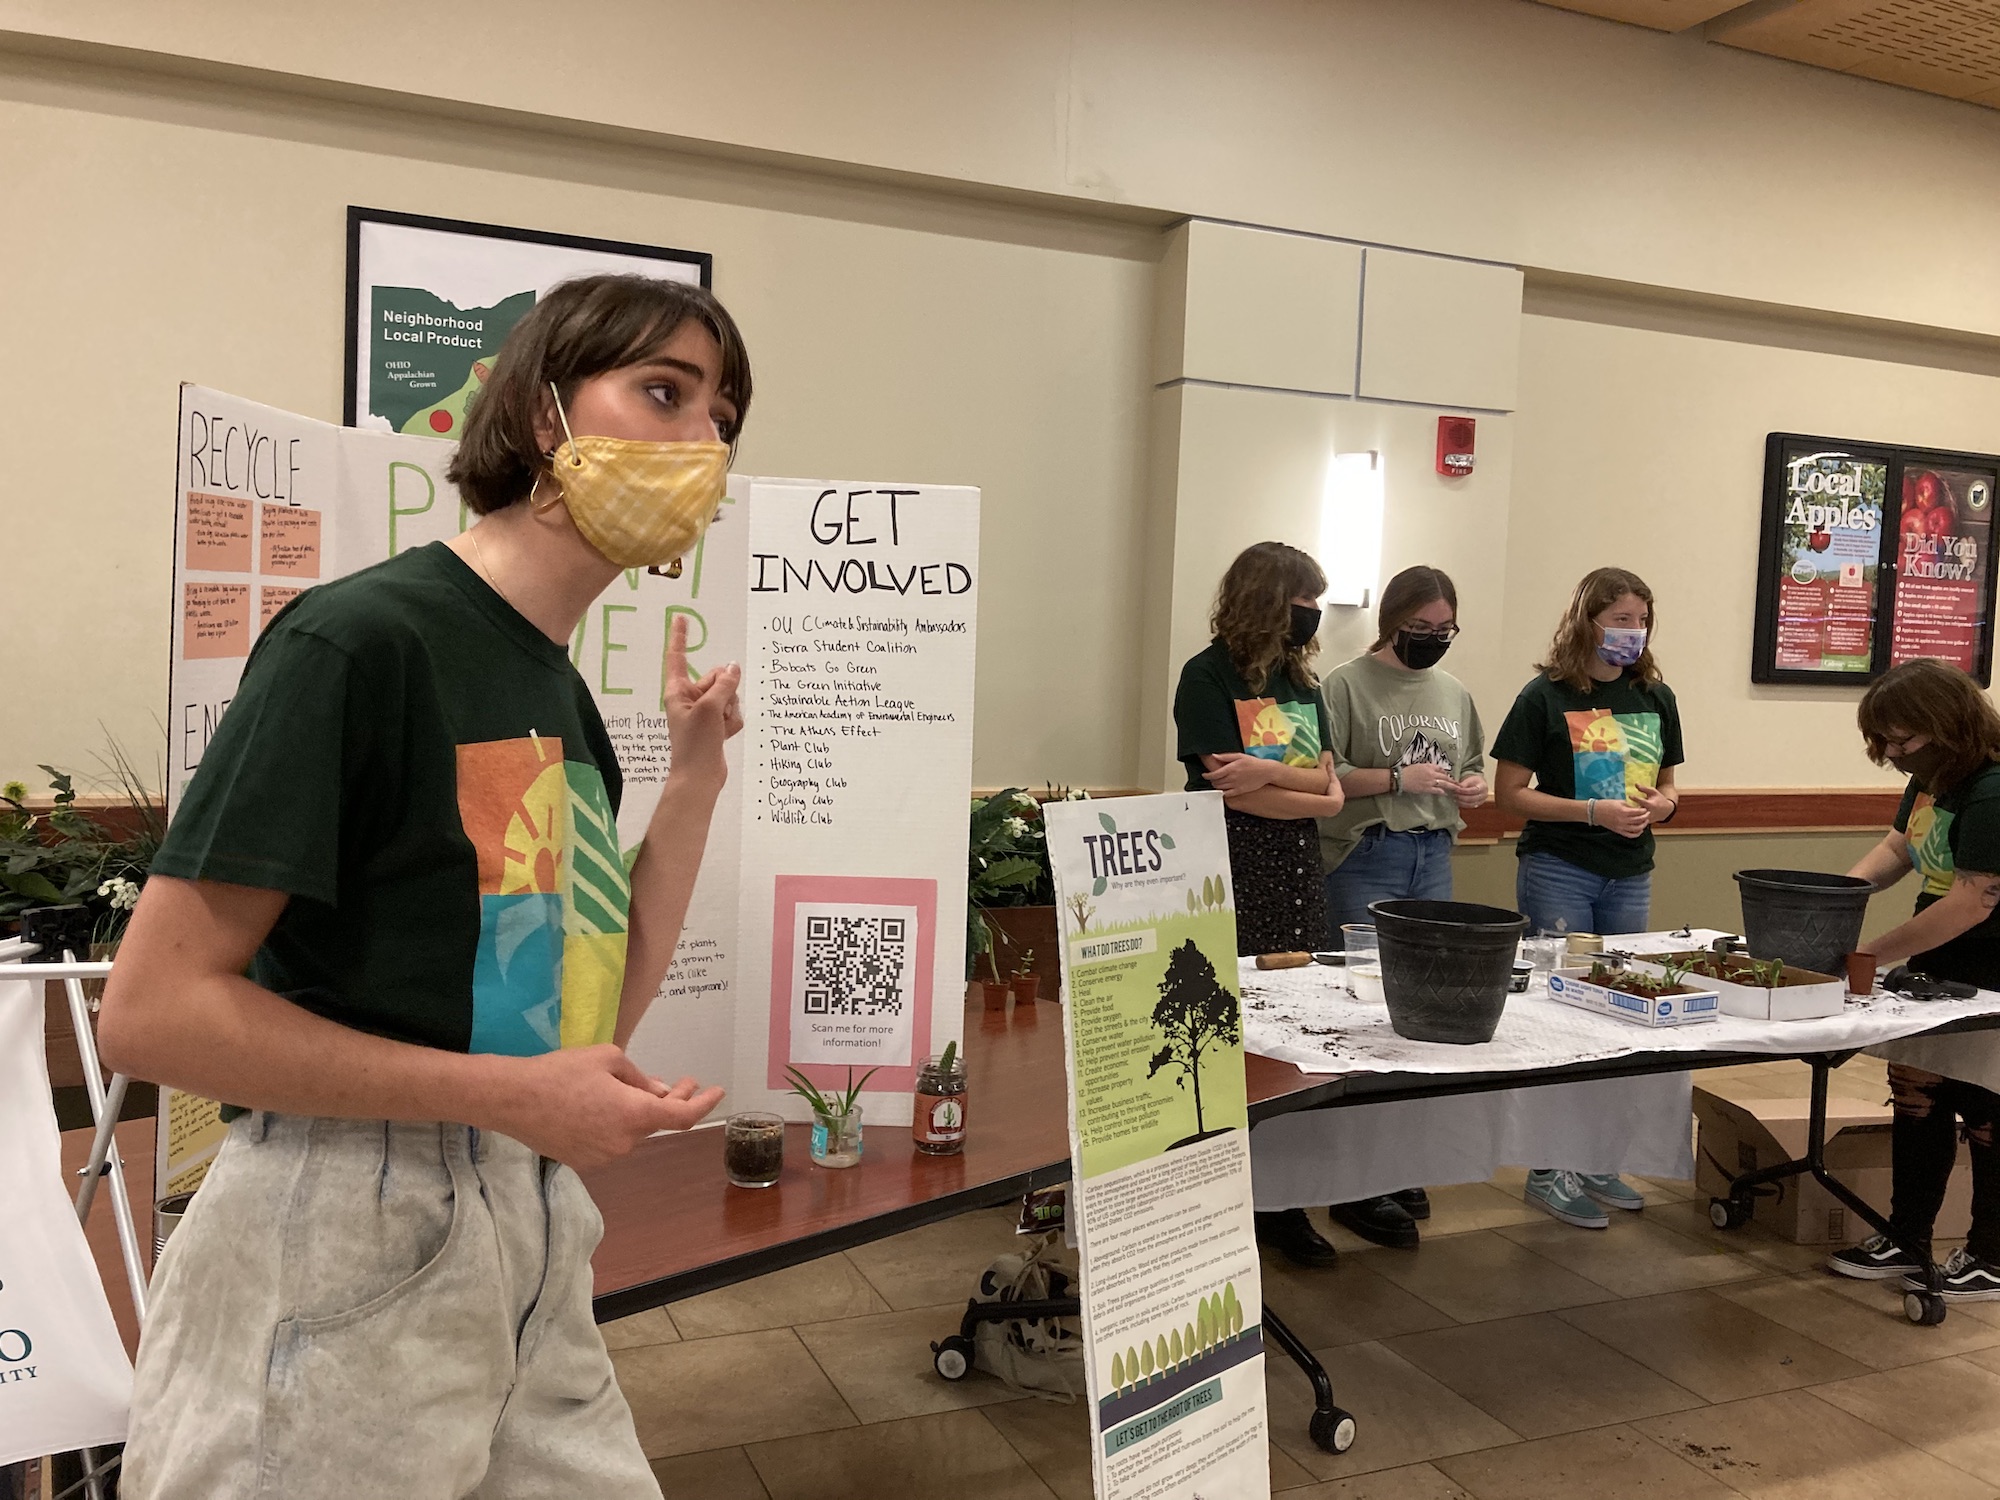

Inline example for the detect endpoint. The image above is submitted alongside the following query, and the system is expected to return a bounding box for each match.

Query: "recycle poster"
[1045,793,1269,1500]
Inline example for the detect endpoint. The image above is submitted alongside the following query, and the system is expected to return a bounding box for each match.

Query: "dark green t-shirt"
[1490,671,1684,881]
[1173,638,1332,794]
[154,542,631,1058]
[1893,762,2000,987]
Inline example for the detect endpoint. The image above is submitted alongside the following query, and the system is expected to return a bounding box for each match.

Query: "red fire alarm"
[1437,416,1475,477]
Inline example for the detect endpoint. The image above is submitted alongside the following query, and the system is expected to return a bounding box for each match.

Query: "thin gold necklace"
[468,525,517,613]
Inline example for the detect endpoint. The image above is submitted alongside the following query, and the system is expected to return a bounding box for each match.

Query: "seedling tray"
[1546,967,1720,1027]
[1624,952,1844,1021]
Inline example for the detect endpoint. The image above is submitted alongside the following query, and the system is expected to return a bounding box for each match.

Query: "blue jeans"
[1516,850,1652,938]
[1324,827,1455,944]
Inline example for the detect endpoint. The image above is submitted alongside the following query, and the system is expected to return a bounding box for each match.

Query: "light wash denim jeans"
[124,1113,660,1499]
[1516,849,1652,938]
[1324,826,1455,942]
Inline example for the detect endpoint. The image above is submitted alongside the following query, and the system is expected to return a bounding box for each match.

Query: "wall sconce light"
[1320,450,1383,608]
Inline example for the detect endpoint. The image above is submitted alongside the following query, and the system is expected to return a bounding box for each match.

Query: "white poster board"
[0,979,132,1462]
[161,387,974,1180]
[1044,794,1269,1500]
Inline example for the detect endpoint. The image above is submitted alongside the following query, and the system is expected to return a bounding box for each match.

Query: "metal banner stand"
[0,935,146,1500]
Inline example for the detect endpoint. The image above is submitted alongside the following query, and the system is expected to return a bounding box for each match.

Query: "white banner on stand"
[1044,793,1269,1500]
[0,979,132,1464]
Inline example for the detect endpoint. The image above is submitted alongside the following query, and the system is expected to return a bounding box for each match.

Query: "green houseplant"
[2,754,162,948]
[784,1064,878,1169]
[966,785,1081,997]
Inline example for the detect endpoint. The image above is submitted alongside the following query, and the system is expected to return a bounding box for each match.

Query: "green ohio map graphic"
[370,286,536,436]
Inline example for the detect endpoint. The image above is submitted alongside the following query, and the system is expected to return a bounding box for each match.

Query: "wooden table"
[587,996,1073,1320]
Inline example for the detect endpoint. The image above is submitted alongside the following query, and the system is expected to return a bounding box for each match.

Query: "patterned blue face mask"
[1597,627,1647,668]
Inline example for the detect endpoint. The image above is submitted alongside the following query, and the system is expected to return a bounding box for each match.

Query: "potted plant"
[1546,955,1721,1027]
[1009,949,1041,1008]
[783,1064,878,1168]
[967,786,1081,1002]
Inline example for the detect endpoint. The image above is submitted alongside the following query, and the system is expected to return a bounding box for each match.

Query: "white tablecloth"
[1241,930,2000,1210]
[1239,930,2000,1077]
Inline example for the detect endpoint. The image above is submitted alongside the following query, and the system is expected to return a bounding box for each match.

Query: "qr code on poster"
[802,911,910,1016]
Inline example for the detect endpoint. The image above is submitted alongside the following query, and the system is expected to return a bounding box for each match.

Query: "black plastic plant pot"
[1733,869,1873,978]
[1368,899,1529,1045]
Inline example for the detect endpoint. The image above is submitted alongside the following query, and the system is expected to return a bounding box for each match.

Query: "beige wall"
[1504,311,2000,789]
[6,6,2000,813]
[0,66,1156,792]
[6,0,2000,332]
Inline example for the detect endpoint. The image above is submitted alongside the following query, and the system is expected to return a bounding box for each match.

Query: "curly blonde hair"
[1211,542,1327,694]
[1537,567,1661,692]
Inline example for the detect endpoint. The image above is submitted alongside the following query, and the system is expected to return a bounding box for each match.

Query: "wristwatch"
[1389,766,1403,795]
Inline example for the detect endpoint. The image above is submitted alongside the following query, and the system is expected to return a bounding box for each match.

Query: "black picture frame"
[342,207,712,429]
[1752,432,2000,688]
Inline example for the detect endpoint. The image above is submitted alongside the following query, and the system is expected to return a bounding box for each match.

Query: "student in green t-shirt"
[1493,566,1685,1232]
[1172,541,1345,959]
[100,276,750,1497]
[1828,660,2000,1299]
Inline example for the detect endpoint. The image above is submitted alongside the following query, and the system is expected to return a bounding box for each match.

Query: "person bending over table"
[1173,542,1345,1263]
[1493,566,1685,1231]
[98,275,747,1498]
[1303,565,1488,1254]
[1830,659,2000,1300]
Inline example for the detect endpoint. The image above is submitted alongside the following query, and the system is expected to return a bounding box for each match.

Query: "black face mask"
[1889,744,1952,788]
[1287,603,1322,650]
[1392,629,1453,671]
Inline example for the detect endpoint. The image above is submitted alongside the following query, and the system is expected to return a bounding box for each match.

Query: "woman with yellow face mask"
[105,274,749,1499]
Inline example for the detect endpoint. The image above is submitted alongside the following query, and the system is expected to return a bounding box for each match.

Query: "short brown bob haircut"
[1211,541,1327,695]
[1370,565,1457,653]
[1858,658,2000,792]
[447,274,753,515]
[1538,566,1660,692]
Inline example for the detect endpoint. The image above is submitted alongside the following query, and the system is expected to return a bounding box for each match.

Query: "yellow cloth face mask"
[542,383,729,571]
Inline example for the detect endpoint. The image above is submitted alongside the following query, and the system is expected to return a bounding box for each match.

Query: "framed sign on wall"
[1751,432,2000,687]
[343,207,711,436]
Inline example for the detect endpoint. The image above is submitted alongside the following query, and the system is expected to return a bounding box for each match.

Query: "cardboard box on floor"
[1693,1084,1971,1245]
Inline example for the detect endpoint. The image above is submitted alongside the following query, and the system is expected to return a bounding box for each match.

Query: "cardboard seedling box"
[1626,952,1845,1022]
[1694,1083,1970,1245]
[1547,967,1719,1027]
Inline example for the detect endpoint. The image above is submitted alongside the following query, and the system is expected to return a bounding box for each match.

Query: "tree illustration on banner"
[1147,938,1241,1148]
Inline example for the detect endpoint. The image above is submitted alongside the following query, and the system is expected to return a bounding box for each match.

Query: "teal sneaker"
[1525,1169,1610,1229]
[1577,1173,1646,1212]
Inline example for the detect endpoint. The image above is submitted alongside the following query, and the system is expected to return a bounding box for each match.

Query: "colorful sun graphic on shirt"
[1234,698,1323,768]
[1565,709,1664,803]
[1905,794,1957,899]
[456,736,630,1056]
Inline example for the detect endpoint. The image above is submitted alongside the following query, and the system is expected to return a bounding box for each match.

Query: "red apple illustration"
[1808,530,1831,552]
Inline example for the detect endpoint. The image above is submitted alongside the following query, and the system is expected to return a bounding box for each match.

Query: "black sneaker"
[1827,1233,1924,1281]
[1256,1209,1339,1268]
[1390,1187,1432,1221]
[1903,1248,2000,1301]
[1329,1196,1420,1250]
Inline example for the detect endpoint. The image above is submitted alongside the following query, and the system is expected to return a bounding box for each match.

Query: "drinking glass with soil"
[724,1112,786,1188]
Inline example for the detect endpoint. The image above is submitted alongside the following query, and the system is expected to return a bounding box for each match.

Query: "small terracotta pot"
[1010,974,1041,1007]
[1845,951,1878,996]
[981,981,1010,1012]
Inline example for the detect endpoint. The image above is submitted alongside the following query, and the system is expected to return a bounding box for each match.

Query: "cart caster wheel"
[1310,1407,1357,1454]
[931,1335,974,1380]
[1709,1197,1752,1231]
[1905,1291,1949,1326]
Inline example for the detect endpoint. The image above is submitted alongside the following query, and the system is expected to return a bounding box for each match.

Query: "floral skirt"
[1224,809,1328,957]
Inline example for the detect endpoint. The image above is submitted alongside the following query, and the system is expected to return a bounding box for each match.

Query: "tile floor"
[609,1058,2000,1499]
